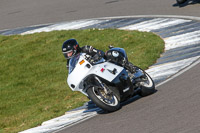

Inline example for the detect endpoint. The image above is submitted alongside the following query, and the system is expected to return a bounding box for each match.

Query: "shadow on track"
[98,90,158,114]
[173,0,200,7]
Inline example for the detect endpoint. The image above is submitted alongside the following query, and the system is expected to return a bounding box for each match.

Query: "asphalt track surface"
[1,0,200,133]
[59,62,200,133]
[0,0,200,30]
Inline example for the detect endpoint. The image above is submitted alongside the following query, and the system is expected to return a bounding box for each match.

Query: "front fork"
[94,76,115,102]
[94,76,109,94]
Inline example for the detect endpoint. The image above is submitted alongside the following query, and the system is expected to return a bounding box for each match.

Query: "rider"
[62,39,105,69]
[62,39,135,73]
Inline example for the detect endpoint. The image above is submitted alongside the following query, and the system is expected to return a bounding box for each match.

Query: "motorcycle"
[67,47,155,112]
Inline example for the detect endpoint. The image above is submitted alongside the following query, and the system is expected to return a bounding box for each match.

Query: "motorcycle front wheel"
[87,85,120,112]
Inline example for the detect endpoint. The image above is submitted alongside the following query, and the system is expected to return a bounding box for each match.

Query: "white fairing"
[67,53,124,95]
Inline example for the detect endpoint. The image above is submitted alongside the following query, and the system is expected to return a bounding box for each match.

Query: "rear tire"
[140,72,156,96]
[134,67,155,97]
[87,86,120,112]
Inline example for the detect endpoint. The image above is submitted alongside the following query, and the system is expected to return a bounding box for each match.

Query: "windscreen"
[68,54,80,74]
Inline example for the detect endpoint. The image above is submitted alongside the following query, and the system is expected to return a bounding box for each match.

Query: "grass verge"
[0,29,164,133]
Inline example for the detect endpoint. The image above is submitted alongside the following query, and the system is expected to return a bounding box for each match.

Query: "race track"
[0,0,200,133]
[59,62,200,133]
[0,0,200,30]
[13,16,200,133]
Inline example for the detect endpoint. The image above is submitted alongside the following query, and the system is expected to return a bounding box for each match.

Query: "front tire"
[87,85,120,112]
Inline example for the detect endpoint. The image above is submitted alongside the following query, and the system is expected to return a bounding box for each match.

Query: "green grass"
[0,29,164,133]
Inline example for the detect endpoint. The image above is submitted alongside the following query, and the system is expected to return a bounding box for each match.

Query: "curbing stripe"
[165,31,200,50]
[21,20,108,35]
[120,18,191,32]
[146,56,200,84]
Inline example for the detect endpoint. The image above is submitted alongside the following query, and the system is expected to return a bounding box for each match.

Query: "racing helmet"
[62,39,80,59]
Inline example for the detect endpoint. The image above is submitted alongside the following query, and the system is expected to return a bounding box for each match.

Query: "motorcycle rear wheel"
[135,67,156,96]
[87,86,120,112]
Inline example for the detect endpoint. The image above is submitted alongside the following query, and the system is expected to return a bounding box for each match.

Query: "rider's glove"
[93,51,104,62]
[93,54,101,62]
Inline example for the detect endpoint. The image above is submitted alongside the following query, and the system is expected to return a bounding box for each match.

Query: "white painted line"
[146,56,200,82]
[89,15,200,22]
[164,30,200,50]
[42,108,100,126]
[143,19,191,31]
[165,39,200,50]
[19,108,101,133]
[21,20,108,35]
[120,18,168,31]
[120,18,191,32]
[156,57,200,87]
[165,30,200,42]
